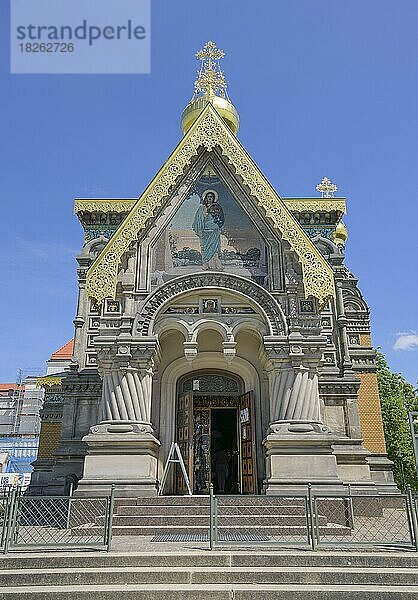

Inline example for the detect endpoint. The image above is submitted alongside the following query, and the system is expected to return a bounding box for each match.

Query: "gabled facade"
[33,43,394,496]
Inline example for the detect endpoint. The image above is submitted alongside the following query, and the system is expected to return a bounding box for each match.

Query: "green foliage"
[376,352,418,490]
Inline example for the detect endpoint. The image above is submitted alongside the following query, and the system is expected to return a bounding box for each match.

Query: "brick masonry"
[37,422,62,459]
[357,372,386,453]
[359,333,371,346]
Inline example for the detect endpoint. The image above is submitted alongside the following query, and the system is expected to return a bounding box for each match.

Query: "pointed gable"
[86,104,335,306]
[50,339,74,360]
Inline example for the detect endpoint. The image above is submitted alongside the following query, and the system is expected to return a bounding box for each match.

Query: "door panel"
[193,408,211,494]
[176,391,193,494]
[239,392,257,494]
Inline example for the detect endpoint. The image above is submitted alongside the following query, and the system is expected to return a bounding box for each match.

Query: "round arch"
[154,352,265,488]
[133,272,287,337]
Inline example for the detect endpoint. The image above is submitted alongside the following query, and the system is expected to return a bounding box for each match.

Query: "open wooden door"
[175,391,193,494]
[239,391,257,494]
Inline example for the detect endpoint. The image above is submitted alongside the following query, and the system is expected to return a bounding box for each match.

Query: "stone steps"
[0,566,416,586]
[2,583,418,600]
[0,552,417,599]
[114,496,306,507]
[98,514,326,527]
[114,496,211,506]
[2,551,418,569]
[89,525,346,537]
[95,496,346,537]
[116,504,307,516]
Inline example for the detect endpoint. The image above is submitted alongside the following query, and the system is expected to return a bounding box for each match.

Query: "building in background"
[0,341,74,486]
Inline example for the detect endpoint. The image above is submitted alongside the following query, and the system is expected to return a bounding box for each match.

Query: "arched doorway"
[176,370,257,495]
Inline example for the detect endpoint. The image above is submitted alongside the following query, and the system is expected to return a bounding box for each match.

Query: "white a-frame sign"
[159,442,192,496]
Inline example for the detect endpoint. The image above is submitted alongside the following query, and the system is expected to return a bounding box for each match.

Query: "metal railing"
[210,486,312,549]
[0,484,417,553]
[210,484,418,551]
[1,486,115,553]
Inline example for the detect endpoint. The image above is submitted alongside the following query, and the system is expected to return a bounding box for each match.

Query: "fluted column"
[77,339,160,497]
[263,342,342,494]
[269,366,321,426]
[99,366,152,424]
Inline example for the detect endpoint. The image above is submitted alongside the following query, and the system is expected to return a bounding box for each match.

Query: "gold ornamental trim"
[36,376,64,388]
[86,104,335,306]
[283,198,346,214]
[74,199,136,214]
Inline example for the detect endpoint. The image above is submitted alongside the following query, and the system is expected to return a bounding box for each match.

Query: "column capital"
[95,336,160,374]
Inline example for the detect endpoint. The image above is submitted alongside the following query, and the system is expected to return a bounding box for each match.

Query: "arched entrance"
[147,281,274,495]
[176,370,257,495]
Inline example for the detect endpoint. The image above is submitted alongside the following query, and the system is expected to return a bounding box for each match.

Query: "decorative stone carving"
[181,373,241,394]
[135,272,287,337]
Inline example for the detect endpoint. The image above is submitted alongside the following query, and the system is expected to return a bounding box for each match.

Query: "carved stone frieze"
[93,337,159,373]
[135,273,287,337]
[289,315,321,332]
[319,379,360,396]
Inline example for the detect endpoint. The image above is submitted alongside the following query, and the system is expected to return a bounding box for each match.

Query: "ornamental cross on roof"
[194,41,228,99]
[316,177,338,198]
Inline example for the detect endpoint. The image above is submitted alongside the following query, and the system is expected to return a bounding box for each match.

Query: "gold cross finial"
[316,177,338,198]
[194,41,227,98]
[195,40,225,62]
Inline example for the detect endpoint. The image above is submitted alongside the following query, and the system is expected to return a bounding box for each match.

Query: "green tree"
[376,351,418,490]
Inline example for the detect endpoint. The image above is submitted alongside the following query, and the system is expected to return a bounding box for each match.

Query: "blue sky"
[0,0,417,383]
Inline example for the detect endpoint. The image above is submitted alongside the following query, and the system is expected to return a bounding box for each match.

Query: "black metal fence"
[210,485,418,551]
[0,486,114,553]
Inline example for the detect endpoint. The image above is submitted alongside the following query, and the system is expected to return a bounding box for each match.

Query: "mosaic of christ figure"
[192,189,225,270]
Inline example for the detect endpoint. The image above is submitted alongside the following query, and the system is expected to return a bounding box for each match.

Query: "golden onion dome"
[333,221,348,245]
[181,41,239,136]
[181,93,239,135]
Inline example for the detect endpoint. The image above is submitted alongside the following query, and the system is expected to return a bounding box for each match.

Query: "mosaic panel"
[151,173,270,289]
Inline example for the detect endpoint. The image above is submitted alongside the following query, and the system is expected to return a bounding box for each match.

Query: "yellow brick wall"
[357,372,386,453]
[37,422,62,459]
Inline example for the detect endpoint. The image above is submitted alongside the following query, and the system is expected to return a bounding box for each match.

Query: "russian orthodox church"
[32,42,395,497]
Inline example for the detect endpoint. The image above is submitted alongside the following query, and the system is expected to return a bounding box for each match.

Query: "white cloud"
[393,331,418,351]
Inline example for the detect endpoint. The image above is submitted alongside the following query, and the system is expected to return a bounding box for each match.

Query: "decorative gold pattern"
[284,198,346,214]
[181,41,239,135]
[194,41,227,98]
[36,376,64,388]
[316,177,338,198]
[74,197,347,214]
[74,199,136,214]
[86,105,335,306]
[194,396,239,408]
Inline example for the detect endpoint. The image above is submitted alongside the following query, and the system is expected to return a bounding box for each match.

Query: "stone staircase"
[84,495,351,538]
[0,551,417,598]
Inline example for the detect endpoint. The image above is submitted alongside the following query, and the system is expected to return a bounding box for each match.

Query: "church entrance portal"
[175,374,257,495]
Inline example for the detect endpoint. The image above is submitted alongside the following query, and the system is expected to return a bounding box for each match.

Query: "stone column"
[99,366,152,425]
[263,344,343,494]
[271,366,321,423]
[77,340,160,497]
[335,283,354,373]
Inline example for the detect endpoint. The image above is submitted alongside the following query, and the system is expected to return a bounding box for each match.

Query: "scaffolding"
[10,368,44,437]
